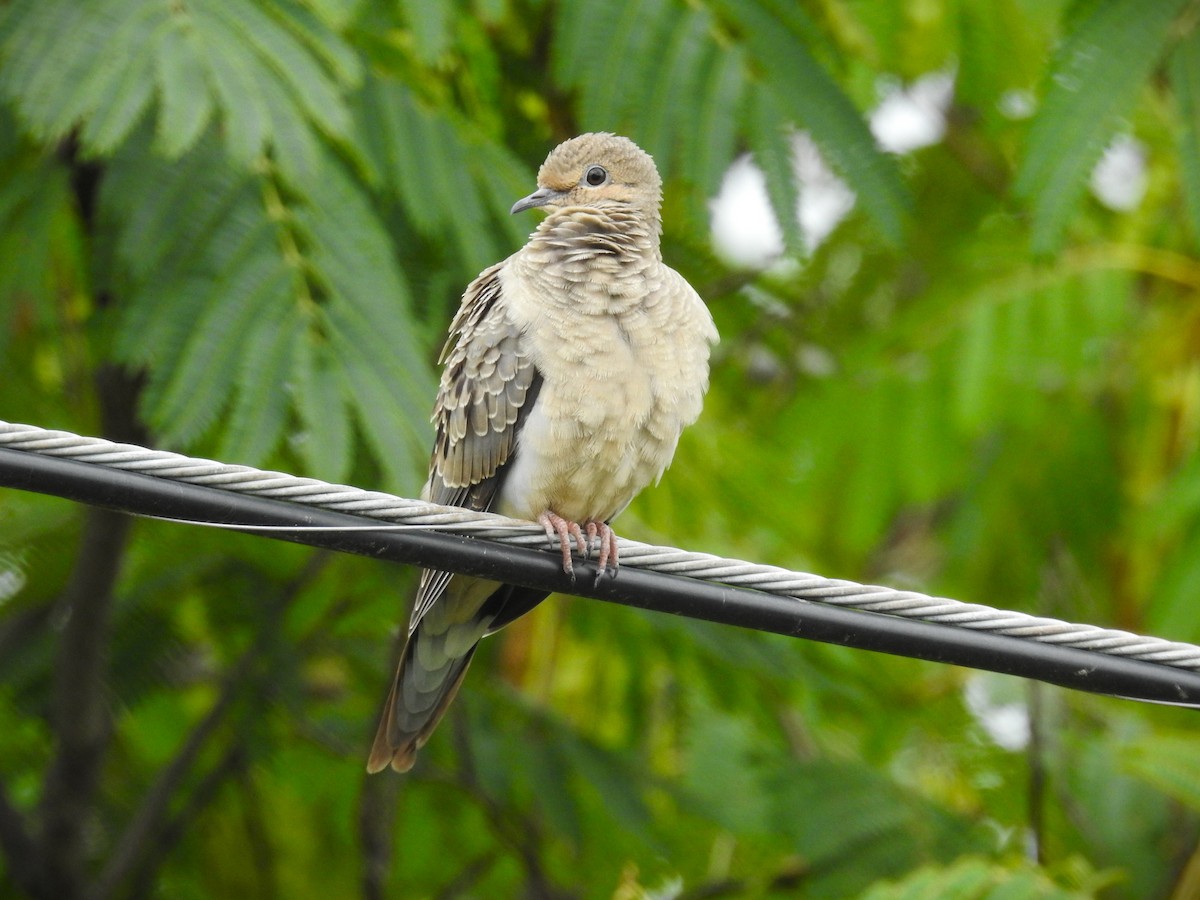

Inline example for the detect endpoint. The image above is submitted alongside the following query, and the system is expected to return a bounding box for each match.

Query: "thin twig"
[432,850,500,900]
[124,742,248,900]
[90,553,328,899]
[88,647,248,900]
[449,708,573,899]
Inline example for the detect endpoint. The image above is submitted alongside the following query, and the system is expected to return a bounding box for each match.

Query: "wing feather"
[409,262,541,632]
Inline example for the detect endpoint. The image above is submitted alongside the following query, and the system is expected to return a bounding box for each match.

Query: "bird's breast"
[495,369,683,523]
[495,271,711,524]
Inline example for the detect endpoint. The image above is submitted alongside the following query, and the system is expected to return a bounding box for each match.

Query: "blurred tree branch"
[94,553,327,899]
[90,633,252,900]
[32,138,147,900]
[358,772,401,900]
[431,850,500,899]
[36,505,130,897]
[125,741,249,900]
[0,777,43,898]
[450,710,574,900]
[358,625,404,900]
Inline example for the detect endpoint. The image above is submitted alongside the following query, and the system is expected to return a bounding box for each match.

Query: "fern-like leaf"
[0,0,358,178]
[743,85,803,253]
[200,0,351,140]
[149,232,293,444]
[353,74,533,272]
[218,307,303,465]
[548,0,907,247]
[272,0,362,83]
[717,0,911,246]
[1171,30,1200,249]
[551,0,625,92]
[681,43,744,214]
[636,5,711,168]
[0,0,165,149]
[1014,0,1189,254]
[324,299,429,490]
[102,129,430,477]
[294,144,434,485]
[153,20,215,157]
[577,0,677,131]
[293,329,352,482]
[1123,732,1200,813]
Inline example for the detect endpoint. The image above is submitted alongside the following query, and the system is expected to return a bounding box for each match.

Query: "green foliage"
[97,129,431,484]
[0,0,359,176]
[2,0,1200,897]
[554,0,910,251]
[716,0,911,246]
[1123,731,1200,813]
[1170,28,1200,247]
[1014,0,1191,253]
[859,855,1102,900]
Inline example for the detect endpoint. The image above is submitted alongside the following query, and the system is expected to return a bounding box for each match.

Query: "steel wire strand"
[3,420,1199,672]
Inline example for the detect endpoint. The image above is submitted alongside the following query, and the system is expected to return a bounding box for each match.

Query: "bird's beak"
[510,187,564,215]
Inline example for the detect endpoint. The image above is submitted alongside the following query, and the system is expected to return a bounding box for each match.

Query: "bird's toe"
[591,522,620,582]
[537,510,579,579]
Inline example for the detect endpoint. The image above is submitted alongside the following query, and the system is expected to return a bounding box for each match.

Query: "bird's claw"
[539,510,579,582]
[538,511,620,585]
[591,522,619,585]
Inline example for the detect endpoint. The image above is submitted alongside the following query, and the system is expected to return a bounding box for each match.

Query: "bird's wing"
[409,261,542,633]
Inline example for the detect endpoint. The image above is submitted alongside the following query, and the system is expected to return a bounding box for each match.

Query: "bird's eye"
[584,165,608,186]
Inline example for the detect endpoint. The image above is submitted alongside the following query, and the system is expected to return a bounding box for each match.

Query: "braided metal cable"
[4,419,1200,671]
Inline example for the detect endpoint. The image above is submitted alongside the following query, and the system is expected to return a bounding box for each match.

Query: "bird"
[366,133,718,774]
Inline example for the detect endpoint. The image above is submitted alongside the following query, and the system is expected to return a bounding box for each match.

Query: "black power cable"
[1,446,1198,705]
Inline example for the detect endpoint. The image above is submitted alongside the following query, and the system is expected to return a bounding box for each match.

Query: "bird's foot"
[584,520,619,584]
[538,510,587,581]
[538,512,620,584]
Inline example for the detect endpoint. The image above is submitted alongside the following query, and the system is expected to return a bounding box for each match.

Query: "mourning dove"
[367,133,718,774]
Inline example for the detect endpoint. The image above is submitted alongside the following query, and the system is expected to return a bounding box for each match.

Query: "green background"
[2,0,1200,896]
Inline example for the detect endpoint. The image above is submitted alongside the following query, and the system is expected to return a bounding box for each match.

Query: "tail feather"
[366,580,549,774]
[367,638,478,774]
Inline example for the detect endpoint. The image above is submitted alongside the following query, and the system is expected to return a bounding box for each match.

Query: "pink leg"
[537,511,621,583]
[538,510,588,578]
[593,522,619,581]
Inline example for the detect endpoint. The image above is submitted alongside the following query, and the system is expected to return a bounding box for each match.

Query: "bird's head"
[511,133,662,221]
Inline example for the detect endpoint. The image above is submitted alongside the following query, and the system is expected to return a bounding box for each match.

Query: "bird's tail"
[366,626,479,774]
